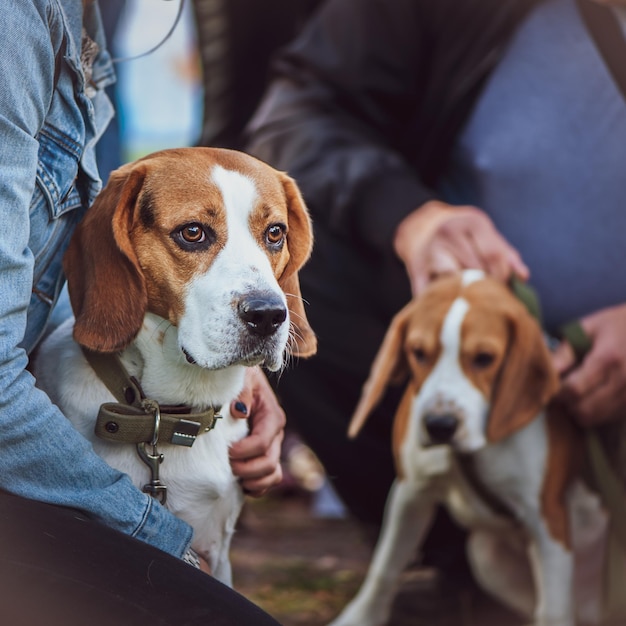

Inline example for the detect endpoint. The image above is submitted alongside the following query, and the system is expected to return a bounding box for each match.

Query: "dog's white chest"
[402,444,516,531]
[34,318,249,584]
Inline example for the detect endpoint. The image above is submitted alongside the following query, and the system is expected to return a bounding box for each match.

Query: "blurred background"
[98,0,202,177]
[99,0,318,174]
[115,0,201,158]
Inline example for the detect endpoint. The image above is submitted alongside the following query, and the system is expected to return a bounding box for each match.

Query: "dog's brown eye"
[473,352,495,369]
[266,223,286,247]
[181,224,205,243]
[171,223,215,251]
[414,348,428,364]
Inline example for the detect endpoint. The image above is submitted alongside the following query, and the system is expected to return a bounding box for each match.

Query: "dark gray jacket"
[246,0,541,253]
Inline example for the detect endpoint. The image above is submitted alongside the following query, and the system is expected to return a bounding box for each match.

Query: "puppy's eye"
[171,223,215,251]
[473,352,495,369]
[181,224,205,243]
[414,348,428,364]
[266,223,286,247]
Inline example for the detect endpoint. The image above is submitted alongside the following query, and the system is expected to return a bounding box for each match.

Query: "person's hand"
[228,366,286,496]
[393,200,529,295]
[552,303,626,426]
[198,555,212,574]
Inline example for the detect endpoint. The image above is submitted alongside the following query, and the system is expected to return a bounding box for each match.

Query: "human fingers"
[559,350,605,403]
[198,553,212,575]
[230,365,266,420]
[229,413,285,464]
[230,394,250,420]
[557,341,623,426]
[572,378,626,426]
[551,340,577,377]
[412,229,518,295]
[404,206,488,294]
[229,371,286,463]
[229,367,285,494]
[411,243,464,294]
[467,215,529,283]
[240,464,284,498]
[231,432,284,496]
[554,305,626,423]
[433,225,485,268]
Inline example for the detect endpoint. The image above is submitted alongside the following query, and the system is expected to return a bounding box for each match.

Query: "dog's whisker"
[287,309,309,325]
[282,323,305,374]
[284,291,312,307]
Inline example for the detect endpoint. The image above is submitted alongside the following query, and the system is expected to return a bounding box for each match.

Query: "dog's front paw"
[415,445,452,477]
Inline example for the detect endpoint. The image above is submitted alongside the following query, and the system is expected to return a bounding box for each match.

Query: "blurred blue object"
[96,0,125,182]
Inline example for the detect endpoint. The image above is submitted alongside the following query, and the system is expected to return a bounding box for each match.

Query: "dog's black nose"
[423,413,459,444]
[238,293,287,337]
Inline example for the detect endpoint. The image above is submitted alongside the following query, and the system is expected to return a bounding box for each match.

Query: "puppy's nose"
[238,293,287,337]
[424,413,459,444]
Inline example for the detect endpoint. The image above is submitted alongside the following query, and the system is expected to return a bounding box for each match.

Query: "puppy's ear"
[348,303,413,438]
[64,164,148,352]
[487,307,560,442]
[278,173,317,358]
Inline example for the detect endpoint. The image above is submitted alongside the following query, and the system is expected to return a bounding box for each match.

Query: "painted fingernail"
[234,401,248,415]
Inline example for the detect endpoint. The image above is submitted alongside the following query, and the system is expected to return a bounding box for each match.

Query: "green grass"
[245,559,363,623]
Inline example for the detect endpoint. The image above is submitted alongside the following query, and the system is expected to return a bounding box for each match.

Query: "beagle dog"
[34,147,316,586]
[329,270,607,626]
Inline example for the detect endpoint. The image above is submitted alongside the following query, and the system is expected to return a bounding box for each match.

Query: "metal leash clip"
[136,399,168,505]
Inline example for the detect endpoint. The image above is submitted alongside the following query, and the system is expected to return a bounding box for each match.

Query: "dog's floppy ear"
[278,173,317,358]
[348,302,414,438]
[64,164,148,352]
[487,307,560,442]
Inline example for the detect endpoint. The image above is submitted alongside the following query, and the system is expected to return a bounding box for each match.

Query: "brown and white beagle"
[34,147,316,586]
[329,270,607,626]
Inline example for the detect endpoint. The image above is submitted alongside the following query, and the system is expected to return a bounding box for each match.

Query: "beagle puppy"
[34,147,316,586]
[329,270,606,626]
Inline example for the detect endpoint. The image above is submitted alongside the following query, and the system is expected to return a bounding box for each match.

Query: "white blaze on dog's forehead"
[211,164,258,222]
[425,296,468,391]
[461,269,485,286]
[441,297,470,350]
[208,164,275,278]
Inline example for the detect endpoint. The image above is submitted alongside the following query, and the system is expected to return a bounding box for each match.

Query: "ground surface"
[230,492,526,626]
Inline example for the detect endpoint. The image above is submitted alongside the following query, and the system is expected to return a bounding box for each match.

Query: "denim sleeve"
[0,0,192,558]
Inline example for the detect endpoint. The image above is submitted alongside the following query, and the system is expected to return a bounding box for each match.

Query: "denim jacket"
[0,0,192,557]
